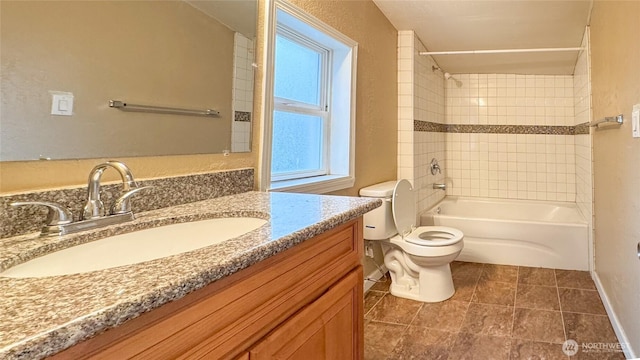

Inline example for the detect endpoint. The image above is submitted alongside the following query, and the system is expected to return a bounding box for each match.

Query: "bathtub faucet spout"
[433,183,446,190]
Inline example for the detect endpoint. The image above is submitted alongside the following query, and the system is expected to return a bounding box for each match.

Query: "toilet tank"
[359,181,398,240]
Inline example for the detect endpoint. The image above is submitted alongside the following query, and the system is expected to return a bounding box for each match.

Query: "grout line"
[555,269,569,344]
[468,263,484,304]
[363,291,388,318]
[406,302,424,327]
[556,285,598,291]
[367,318,415,327]
[509,266,520,358]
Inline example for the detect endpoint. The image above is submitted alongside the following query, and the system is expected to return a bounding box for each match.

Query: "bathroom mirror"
[0,0,256,161]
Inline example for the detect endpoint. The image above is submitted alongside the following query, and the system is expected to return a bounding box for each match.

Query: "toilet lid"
[404,226,464,246]
[392,179,416,237]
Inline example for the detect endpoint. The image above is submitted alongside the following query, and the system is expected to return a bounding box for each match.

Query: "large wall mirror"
[0,0,257,161]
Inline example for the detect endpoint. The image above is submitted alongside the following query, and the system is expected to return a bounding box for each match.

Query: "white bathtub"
[420,197,589,270]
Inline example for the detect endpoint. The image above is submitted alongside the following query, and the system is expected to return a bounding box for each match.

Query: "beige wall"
[591,1,640,354]
[1,0,397,199]
[1,0,264,194]
[0,1,264,195]
[286,0,398,197]
[1,1,235,164]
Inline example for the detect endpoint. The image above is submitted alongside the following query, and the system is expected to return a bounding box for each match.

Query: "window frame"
[260,0,358,194]
[271,26,331,182]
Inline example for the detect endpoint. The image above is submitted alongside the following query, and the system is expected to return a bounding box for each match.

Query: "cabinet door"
[249,268,363,360]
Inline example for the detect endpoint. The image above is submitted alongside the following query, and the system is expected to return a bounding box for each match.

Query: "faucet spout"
[83,161,139,220]
[433,183,446,190]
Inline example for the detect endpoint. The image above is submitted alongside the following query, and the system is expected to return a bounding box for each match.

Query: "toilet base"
[382,244,459,303]
[388,263,455,302]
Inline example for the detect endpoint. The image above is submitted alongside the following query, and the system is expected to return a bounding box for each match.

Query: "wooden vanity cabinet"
[50,218,364,360]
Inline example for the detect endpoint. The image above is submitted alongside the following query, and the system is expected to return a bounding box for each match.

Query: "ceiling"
[185,0,256,38]
[373,0,593,75]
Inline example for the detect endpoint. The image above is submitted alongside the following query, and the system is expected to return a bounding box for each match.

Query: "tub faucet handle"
[430,158,442,175]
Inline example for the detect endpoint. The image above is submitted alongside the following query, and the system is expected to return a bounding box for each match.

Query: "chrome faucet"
[82,161,140,220]
[11,160,150,236]
[433,183,446,190]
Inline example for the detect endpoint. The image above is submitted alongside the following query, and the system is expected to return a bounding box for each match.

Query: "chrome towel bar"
[589,114,623,127]
[109,100,220,117]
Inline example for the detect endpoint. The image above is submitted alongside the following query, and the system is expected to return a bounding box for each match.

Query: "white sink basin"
[1,217,268,278]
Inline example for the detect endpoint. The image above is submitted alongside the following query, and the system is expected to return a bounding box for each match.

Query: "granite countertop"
[0,191,381,360]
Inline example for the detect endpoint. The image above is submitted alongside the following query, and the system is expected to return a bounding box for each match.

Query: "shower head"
[443,72,463,88]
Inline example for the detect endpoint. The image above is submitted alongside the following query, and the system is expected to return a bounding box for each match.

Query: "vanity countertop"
[0,191,381,360]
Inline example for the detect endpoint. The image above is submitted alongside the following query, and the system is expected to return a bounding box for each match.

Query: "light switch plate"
[633,104,640,138]
[50,91,74,116]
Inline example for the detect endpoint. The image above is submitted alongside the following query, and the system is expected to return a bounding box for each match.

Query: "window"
[261,0,357,193]
[272,28,329,181]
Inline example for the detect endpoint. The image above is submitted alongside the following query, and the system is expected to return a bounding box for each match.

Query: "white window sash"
[271,24,331,183]
[270,106,330,182]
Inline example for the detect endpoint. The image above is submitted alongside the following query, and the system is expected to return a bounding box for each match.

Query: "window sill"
[269,175,355,194]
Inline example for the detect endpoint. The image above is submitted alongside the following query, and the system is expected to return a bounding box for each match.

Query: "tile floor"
[364,261,626,360]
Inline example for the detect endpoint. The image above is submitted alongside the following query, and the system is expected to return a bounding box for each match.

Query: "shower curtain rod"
[419,47,584,56]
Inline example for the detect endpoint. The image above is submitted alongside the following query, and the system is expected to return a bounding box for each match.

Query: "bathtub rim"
[421,196,588,227]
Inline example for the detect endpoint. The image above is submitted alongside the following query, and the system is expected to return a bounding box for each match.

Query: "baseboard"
[364,265,388,293]
[592,271,638,359]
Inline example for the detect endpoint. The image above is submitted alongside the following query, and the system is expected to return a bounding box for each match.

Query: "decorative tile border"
[414,120,591,135]
[234,111,252,122]
[414,120,447,132]
[574,122,590,135]
[0,168,254,238]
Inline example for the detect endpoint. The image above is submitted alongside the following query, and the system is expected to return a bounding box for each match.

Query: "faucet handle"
[430,158,442,175]
[110,186,152,215]
[10,201,74,226]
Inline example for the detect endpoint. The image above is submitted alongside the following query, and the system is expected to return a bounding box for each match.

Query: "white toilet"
[360,179,464,302]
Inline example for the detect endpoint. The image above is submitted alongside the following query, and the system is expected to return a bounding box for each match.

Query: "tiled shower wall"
[444,74,577,201]
[573,27,593,223]
[398,31,446,215]
[400,30,592,213]
[231,32,254,153]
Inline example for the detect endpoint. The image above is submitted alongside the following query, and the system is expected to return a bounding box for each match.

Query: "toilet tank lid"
[359,180,398,197]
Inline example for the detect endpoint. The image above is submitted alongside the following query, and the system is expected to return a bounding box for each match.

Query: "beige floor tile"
[365,291,386,315]
[555,270,596,290]
[472,280,516,306]
[480,264,519,283]
[448,333,512,360]
[451,261,484,279]
[516,284,560,310]
[460,303,514,337]
[366,294,423,324]
[562,312,620,344]
[509,339,568,360]
[558,288,606,315]
[451,275,478,302]
[518,267,556,286]
[364,319,408,360]
[512,308,565,344]
[412,300,469,332]
[388,326,455,360]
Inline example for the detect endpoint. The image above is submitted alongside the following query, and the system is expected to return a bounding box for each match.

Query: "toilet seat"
[404,226,464,246]
[392,180,463,247]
